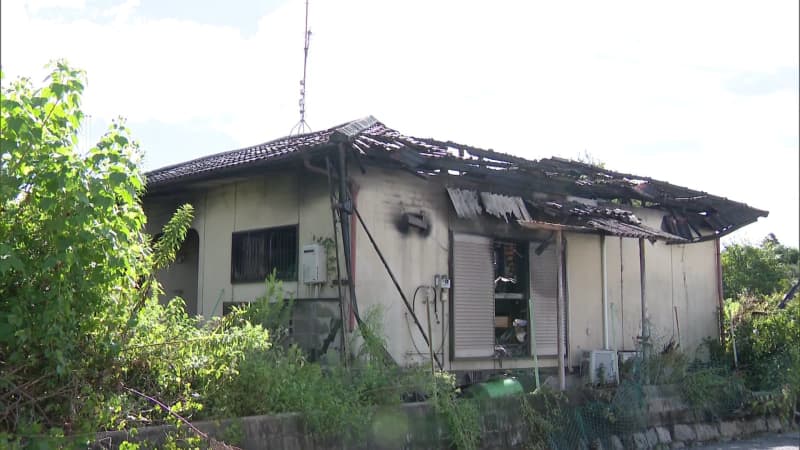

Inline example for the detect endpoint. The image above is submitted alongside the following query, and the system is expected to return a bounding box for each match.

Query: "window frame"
[492,239,531,358]
[230,225,299,284]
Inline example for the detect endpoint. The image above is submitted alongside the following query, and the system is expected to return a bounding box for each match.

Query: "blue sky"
[2,0,798,246]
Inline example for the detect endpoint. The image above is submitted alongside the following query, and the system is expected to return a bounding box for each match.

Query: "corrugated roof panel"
[447,188,483,219]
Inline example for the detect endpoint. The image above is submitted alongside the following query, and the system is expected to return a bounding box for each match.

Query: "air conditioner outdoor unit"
[582,350,618,384]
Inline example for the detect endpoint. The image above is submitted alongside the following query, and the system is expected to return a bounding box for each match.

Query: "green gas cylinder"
[463,376,524,399]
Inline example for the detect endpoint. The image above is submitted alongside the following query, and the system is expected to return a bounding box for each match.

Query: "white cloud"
[25,0,85,13]
[1,0,797,245]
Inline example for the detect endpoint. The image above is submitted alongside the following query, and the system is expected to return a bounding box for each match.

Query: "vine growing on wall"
[312,235,338,286]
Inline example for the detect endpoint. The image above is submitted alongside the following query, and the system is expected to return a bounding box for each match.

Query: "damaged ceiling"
[145,116,768,243]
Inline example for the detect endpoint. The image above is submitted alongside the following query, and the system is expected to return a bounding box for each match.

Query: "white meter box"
[301,244,326,284]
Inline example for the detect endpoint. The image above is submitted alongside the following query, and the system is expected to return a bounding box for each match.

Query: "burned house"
[143,116,766,385]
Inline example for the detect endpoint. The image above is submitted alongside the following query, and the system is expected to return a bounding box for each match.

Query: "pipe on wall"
[639,238,649,356]
[555,229,566,391]
[715,238,725,346]
[325,156,348,365]
[601,234,609,350]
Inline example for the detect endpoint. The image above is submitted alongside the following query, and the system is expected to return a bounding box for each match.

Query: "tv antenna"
[290,0,312,135]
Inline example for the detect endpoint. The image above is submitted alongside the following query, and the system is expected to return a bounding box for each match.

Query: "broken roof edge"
[142,116,768,233]
[542,156,769,217]
[517,219,687,243]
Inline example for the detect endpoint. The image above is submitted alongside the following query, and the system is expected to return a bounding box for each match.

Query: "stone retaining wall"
[95,401,525,450]
[605,415,791,449]
[94,387,796,449]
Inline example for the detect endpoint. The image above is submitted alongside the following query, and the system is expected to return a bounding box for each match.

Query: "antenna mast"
[290,0,312,135]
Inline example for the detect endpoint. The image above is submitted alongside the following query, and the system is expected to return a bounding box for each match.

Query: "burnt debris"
[145,116,767,243]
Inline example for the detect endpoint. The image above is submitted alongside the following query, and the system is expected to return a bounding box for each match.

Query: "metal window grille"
[231,226,298,283]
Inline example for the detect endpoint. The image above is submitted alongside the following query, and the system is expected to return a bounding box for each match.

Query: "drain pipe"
[639,238,649,358]
[601,234,609,350]
[337,144,361,323]
[325,156,348,366]
[425,290,436,376]
[714,238,725,347]
[556,229,566,391]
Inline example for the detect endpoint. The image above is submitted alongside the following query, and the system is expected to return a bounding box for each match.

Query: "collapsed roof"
[145,116,767,243]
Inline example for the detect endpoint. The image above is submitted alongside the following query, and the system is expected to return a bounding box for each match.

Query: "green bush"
[722,235,798,298]
[681,367,747,420]
[728,295,799,419]
[1,61,158,436]
[0,62,280,446]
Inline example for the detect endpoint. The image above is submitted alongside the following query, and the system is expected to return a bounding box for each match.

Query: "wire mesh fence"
[536,345,758,450]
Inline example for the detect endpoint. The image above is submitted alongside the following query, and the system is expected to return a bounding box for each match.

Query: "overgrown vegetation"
[721,236,800,420]
[0,62,482,448]
[616,236,800,423]
[2,62,796,448]
[533,245,799,448]
[722,234,798,298]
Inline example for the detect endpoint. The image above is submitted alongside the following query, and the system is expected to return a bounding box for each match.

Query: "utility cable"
[352,204,443,370]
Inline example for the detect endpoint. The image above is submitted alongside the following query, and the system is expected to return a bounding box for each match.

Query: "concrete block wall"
[289,299,342,361]
[95,390,795,450]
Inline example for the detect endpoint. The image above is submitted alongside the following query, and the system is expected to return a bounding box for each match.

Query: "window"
[493,240,530,358]
[450,234,530,359]
[451,234,563,360]
[231,226,298,283]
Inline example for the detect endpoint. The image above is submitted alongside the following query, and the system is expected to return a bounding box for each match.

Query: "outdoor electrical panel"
[301,244,326,284]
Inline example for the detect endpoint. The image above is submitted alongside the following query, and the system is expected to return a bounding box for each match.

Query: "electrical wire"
[408,285,447,356]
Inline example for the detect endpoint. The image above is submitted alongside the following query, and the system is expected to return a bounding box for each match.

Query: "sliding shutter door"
[529,242,565,356]
[452,233,495,358]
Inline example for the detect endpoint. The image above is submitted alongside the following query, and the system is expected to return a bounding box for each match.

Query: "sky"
[2,0,798,247]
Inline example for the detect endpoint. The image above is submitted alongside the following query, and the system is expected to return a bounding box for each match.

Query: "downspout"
[325,156,348,366]
[337,144,361,324]
[639,238,649,358]
[601,234,609,350]
[715,238,725,347]
[349,183,358,331]
[620,237,624,350]
[335,143,423,367]
[556,229,566,391]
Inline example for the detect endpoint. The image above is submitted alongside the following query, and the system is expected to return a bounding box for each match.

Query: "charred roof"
[145,116,767,242]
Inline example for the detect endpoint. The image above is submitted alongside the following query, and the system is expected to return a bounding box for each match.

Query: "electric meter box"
[301,244,326,284]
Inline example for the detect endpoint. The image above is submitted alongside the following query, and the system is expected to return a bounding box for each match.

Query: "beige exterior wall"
[350,168,558,372]
[146,168,341,318]
[146,169,722,374]
[563,206,721,368]
[145,192,205,314]
[350,167,452,367]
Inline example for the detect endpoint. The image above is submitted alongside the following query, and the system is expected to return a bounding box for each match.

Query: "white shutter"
[530,242,565,356]
[452,233,495,358]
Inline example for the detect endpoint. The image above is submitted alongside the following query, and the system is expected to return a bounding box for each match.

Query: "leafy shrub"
[1,61,156,435]
[722,235,798,298]
[519,387,568,450]
[431,372,480,450]
[731,296,799,390]
[681,367,747,420]
[727,294,799,419]
[640,346,690,385]
[114,297,272,428]
[0,62,277,446]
